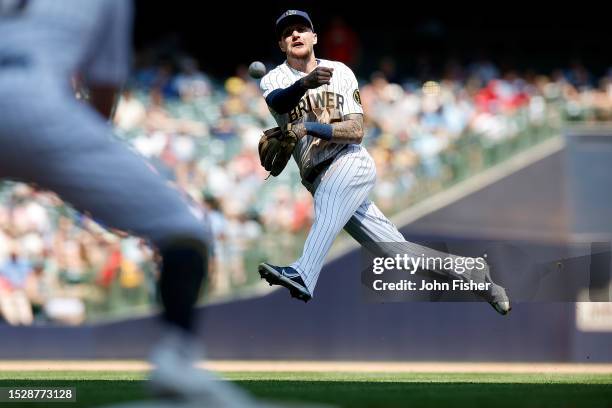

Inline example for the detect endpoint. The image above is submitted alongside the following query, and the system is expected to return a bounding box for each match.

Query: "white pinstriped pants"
[292,145,479,295]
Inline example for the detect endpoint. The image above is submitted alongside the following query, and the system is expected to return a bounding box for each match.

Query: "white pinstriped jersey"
[0,0,131,86]
[260,59,363,178]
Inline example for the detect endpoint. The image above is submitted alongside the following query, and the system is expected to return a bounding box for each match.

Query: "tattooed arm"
[293,113,364,144]
[330,113,364,144]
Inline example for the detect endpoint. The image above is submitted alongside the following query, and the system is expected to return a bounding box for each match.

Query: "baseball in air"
[248,61,267,79]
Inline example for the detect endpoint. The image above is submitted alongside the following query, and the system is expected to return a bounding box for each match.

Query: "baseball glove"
[258,124,299,177]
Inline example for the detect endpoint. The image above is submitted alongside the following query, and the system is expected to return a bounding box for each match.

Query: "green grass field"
[1,371,611,408]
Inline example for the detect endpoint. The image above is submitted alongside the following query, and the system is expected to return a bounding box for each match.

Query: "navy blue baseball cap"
[275,10,314,38]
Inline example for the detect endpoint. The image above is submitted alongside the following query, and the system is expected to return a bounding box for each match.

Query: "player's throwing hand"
[299,66,333,89]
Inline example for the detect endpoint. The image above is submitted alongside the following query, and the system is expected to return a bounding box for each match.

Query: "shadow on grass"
[241,380,612,408]
[0,380,611,408]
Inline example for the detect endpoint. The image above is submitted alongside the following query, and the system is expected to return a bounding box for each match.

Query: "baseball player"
[258,10,511,315]
[0,1,261,406]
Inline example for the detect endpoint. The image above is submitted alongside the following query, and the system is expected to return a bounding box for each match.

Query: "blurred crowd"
[1,53,611,325]
[361,60,611,208]
[0,184,155,325]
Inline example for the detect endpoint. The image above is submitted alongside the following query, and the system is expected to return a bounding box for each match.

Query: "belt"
[303,145,348,184]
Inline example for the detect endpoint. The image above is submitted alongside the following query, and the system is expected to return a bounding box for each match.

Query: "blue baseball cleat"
[258,263,312,302]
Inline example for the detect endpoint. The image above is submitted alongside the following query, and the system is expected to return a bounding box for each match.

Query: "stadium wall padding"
[1,141,611,361]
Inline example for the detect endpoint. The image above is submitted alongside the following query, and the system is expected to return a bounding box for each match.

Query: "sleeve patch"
[353,89,362,105]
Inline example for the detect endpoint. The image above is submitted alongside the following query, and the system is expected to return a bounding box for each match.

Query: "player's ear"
[312,33,318,45]
[278,39,286,52]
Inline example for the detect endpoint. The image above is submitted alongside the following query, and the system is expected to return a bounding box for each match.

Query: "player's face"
[278,23,317,59]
